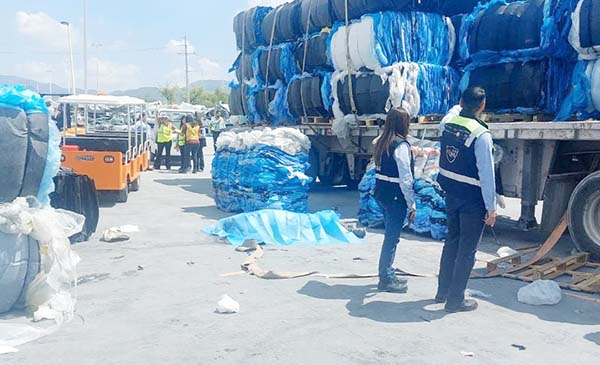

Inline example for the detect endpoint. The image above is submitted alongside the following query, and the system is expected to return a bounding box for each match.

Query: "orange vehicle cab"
[57,94,150,202]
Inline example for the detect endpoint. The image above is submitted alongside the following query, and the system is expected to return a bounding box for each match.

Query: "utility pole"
[61,21,76,94]
[177,35,194,104]
[83,0,88,94]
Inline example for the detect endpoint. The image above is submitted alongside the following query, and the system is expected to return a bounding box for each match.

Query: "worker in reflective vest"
[154,117,173,170]
[210,111,227,152]
[182,115,201,174]
[436,87,497,313]
[176,117,187,173]
[372,108,416,293]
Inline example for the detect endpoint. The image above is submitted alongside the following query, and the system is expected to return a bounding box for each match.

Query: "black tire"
[117,184,129,203]
[130,176,140,192]
[568,171,600,258]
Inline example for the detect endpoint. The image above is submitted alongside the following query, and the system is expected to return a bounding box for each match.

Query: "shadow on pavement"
[182,206,230,220]
[155,178,214,196]
[585,332,600,345]
[298,280,448,324]
[468,278,600,326]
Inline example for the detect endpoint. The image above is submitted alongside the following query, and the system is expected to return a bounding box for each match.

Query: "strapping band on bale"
[264,6,283,124]
[300,0,313,123]
[344,0,358,118]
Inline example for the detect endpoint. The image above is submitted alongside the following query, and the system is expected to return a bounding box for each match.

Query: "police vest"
[374,139,414,206]
[438,115,489,202]
[157,123,173,143]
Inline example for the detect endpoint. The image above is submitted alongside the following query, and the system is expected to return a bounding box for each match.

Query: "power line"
[176,36,195,104]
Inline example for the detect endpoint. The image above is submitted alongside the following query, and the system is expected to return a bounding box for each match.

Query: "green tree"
[160,86,178,104]
[189,86,230,106]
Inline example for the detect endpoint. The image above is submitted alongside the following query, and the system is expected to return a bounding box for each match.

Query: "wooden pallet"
[503,253,600,293]
[417,114,444,124]
[301,116,331,125]
[357,118,384,127]
[482,113,554,123]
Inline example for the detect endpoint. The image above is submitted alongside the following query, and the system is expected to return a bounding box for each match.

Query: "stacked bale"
[459,0,577,115]
[212,128,312,213]
[328,11,460,121]
[357,139,448,240]
[557,0,600,119]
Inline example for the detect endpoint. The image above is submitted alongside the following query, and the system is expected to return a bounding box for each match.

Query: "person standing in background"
[154,117,173,170]
[372,108,416,293]
[435,87,497,313]
[176,116,188,173]
[182,115,201,174]
[210,111,226,152]
[197,114,207,172]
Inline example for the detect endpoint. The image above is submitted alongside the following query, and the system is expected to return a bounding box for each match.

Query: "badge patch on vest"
[446,146,459,163]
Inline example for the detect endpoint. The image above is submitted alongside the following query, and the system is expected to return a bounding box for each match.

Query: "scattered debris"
[465,289,492,299]
[518,280,562,306]
[216,295,240,314]
[352,228,367,239]
[497,246,518,258]
[353,257,367,261]
[0,345,18,355]
[137,265,144,271]
[119,225,140,233]
[187,261,195,266]
[77,273,110,285]
[100,228,130,243]
[511,344,527,351]
[110,255,125,260]
[460,351,475,357]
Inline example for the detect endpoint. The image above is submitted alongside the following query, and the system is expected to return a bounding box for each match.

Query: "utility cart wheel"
[117,183,129,203]
[568,171,600,258]
[130,176,141,192]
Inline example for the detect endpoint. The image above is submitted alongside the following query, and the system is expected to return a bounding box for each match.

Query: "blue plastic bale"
[556,60,600,120]
[416,64,461,115]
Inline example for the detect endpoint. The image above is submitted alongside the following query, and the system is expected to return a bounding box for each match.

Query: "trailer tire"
[117,184,129,203]
[568,171,600,258]
[130,176,140,192]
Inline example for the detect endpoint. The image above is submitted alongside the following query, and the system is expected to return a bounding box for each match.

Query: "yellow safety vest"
[185,125,200,143]
[157,123,173,143]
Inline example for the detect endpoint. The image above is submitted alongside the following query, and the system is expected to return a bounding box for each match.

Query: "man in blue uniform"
[436,87,497,313]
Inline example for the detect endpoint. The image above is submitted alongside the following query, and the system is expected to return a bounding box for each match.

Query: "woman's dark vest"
[374,139,414,206]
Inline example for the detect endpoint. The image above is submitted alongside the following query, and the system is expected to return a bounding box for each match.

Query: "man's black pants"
[437,194,486,307]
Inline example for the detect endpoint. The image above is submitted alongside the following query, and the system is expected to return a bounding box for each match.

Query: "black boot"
[445,299,478,313]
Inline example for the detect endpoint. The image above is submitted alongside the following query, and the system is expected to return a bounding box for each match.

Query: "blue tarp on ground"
[203,209,361,246]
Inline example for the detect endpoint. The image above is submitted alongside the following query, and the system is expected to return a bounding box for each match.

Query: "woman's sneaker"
[377,277,408,293]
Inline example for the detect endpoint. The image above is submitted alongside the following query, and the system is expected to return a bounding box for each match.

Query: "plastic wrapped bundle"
[569,0,600,59]
[463,58,574,113]
[233,6,272,51]
[0,85,60,205]
[330,0,413,21]
[556,59,600,119]
[249,82,297,126]
[439,0,493,15]
[460,0,577,63]
[253,43,300,85]
[261,1,303,45]
[296,31,332,73]
[329,12,455,71]
[212,128,312,213]
[231,53,254,83]
[300,0,334,34]
[332,63,460,120]
[358,168,385,227]
[229,83,250,116]
[287,73,333,118]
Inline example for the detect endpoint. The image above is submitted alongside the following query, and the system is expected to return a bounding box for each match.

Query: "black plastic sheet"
[330,0,412,21]
[579,0,600,48]
[337,73,390,116]
[229,84,249,116]
[233,7,271,51]
[295,31,332,73]
[287,75,330,118]
[300,0,334,34]
[261,1,303,45]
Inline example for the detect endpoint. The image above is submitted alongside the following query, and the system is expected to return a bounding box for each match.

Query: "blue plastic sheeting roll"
[0,85,59,205]
[248,82,297,126]
[296,31,332,73]
[329,11,455,71]
[203,209,360,247]
[233,6,272,51]
[463,58,574,114]
[212,130,312,214]
[459,0,577,64]
[253,42,300,85]
[556,59,600,120]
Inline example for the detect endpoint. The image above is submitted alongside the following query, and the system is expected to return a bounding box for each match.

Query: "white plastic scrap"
[517,280,563,306]
[215,128,310,155]
[465,289,492,299]
[216,295,240,314]
[0,197,83,352]
[497,246,519,258]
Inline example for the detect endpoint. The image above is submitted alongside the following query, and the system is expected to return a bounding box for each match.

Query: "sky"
[0,0,289,92]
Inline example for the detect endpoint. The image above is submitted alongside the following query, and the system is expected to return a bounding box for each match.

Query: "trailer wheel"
[117,184,129,203]
[130,176,141,192]
[568,171,600,258]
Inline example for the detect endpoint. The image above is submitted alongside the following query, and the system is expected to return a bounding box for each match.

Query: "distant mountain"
[0,75,230,102]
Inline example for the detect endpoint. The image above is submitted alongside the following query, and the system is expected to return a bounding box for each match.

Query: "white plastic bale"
[590,59,600,111]
[569,0,600,60]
